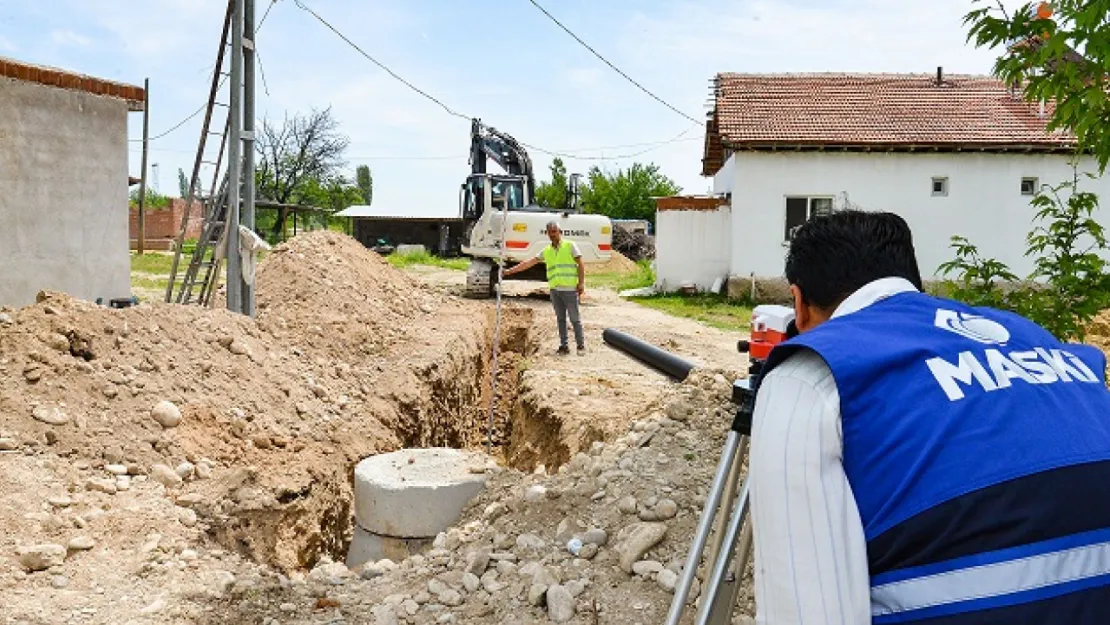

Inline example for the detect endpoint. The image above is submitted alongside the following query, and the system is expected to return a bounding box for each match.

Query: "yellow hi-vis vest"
[542,241,578,289]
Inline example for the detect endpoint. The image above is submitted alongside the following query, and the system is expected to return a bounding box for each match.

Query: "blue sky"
[1,0,1018,216]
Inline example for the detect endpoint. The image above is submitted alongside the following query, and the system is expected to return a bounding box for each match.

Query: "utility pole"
[137,77,150,256]
[242,0,257,316]
[226,0,244,313]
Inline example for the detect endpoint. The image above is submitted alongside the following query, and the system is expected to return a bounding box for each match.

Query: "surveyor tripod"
[664,317,795,624]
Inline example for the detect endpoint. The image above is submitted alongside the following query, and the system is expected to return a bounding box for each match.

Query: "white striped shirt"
[749,277,919,624]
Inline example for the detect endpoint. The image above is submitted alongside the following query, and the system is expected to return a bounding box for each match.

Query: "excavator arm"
[469,118,536,202]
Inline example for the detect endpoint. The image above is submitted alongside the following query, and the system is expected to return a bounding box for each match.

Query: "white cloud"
[50,30,91,48]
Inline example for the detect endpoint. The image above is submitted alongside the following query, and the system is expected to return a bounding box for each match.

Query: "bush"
[938,169,1110,341]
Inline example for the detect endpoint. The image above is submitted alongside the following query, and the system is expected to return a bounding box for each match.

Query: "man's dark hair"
[785,210,923,310]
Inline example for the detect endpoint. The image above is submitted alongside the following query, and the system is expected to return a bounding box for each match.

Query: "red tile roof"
[702,72,1074,176]
[0,56,145,109]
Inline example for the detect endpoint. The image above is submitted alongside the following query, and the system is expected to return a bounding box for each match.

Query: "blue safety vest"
[763,290,1110,624]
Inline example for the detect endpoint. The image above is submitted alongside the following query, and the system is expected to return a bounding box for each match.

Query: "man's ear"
[790,284,811,333]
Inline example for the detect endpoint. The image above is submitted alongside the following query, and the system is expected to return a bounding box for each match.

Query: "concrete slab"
[353,448,491,538]
[345,525,433,569]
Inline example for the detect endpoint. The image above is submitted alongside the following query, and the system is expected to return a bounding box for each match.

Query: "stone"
[665,399,693,422]
[545,584,575,622]
[465,547,492,576]
[105,464,128,476]
[279,603,297,612]
[582,528,608,546]
[439,589,463,607]
[524,484,547,502]
[577,543,598,560]
[515,533,545,551]
[353,448,489,538]
[151,401,182,428]
[309,560,352,585]
[462,572,481,593]
[86,477,117,495]
[140,599,167,615]
[32,405,69,426]
[617,496,637,514]
[151,464,183,488]
[0,437,17,451]
[654,499,679,521]
[527,583,548,607]
[228,339,251,356]
[615,523,668,574]
[48,495,72,508]
[176,493,204,507]
[67,536,96,551]
[178,507,198,527]
[632,560,663,577]
[46,333,70,352]
[18,544,66,571]
[195,462,213,480]
[483,502,508,521]
[175,462,196,480]
[373,604,400,625]
[565,579,587,597]
[346,525,434,569]
[51,575,69,589]
[657,568,679,592]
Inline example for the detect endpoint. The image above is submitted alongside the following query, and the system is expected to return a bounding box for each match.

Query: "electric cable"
[524,0,704,126]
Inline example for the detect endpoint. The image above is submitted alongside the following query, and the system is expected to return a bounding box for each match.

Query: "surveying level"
[664,305,797,625]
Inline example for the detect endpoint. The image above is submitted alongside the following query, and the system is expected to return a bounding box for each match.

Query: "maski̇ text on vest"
[926,348,1100,401]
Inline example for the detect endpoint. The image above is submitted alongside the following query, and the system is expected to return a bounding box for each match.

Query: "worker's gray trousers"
[551,289,584,349]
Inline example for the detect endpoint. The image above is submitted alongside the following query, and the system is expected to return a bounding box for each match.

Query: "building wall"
[655,204,732,292]
[719,151,1110,280]
[129,198,204,248]
[0,77,132,307]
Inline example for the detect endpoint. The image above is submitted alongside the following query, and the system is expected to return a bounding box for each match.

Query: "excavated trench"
[210,304,578,572]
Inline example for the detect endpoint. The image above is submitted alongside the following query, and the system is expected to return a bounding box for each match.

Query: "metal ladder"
[165,0,236,305]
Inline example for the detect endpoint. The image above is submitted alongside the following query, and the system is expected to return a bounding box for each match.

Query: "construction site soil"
[7,232,1104,624]
[0,231,749,624]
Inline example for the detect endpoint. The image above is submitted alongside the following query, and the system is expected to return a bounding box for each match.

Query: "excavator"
[459,119,613,298]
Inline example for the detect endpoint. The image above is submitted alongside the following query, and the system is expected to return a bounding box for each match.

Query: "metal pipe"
[602,328,696,381]
[242,0,256,317]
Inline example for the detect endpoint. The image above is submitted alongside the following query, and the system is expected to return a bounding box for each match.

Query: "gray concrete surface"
[0,77,132,308]
[353,448,492,538]
[345,525,434,569]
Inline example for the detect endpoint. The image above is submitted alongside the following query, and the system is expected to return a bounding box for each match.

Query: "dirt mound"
[1086,310,1110,357]
[586,250,639,275]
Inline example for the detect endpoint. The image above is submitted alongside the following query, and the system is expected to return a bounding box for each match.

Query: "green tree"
[178,168,189,198]
[579,162,681,225]
[129,187,170,209]
[938,2,1110,340]
[255,107,350,239]
[965,0,1110,172]
[534,157,568,208]
[356,165,373,205]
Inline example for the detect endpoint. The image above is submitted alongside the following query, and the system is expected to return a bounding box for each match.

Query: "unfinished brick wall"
[129,199,203,249]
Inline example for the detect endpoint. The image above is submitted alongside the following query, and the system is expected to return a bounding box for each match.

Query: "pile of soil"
[585,250,639,275]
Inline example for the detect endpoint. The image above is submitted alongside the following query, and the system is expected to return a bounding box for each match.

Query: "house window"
[931,177,948,197]
[1021,177,1038,196]
[785,196,834,240]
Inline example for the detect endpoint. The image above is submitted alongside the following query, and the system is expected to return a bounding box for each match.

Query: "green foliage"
[579,162,681,225]
[938,171,1110,340]
[586,259,655,292]
[964,0,1110,172]
[385,250,470,271]
[178,168,189,198]
[535,157,568,208]
[129,187,170,209]
[629,293,751,332]
[356,165,373,205]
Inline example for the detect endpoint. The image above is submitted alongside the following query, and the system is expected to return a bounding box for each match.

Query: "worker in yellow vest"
[503,221,586,355]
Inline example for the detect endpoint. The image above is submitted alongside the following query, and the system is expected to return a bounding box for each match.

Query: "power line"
[522,124,702,161]
[130,0,277,143]
[292,0,471,121]
[524,0,704,126]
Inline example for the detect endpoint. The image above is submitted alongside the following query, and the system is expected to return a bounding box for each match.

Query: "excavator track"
[464,259,496,299]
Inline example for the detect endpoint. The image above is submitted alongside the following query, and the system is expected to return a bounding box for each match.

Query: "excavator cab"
[460,173,527,221]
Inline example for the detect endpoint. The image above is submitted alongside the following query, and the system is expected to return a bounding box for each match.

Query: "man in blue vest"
[503,221,586,355]
[748,210,1110,624]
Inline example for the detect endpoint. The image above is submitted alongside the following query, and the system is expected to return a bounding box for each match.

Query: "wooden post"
[137,77,150,255]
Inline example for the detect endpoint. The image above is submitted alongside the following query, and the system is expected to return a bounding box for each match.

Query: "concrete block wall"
[0,76,133,307]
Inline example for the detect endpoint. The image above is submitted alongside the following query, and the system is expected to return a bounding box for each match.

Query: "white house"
[655,70,1110,294]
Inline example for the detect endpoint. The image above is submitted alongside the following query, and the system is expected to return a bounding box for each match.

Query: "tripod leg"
[663,431,743,625]
[704,436,748,581]
[696,475,751,625]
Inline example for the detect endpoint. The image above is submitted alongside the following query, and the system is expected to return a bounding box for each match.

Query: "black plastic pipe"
[602,328,696,381]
